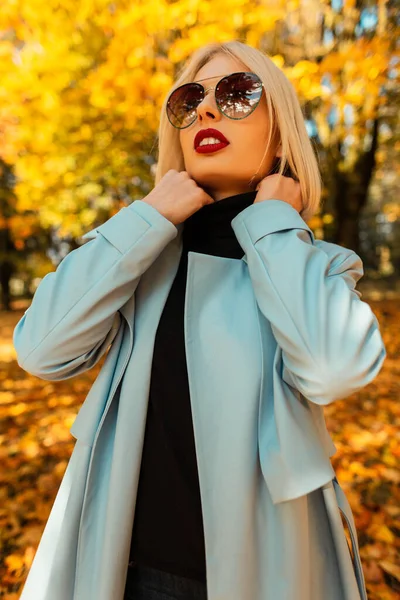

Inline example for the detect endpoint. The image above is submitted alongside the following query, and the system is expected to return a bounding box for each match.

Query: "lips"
[194,128,230,149]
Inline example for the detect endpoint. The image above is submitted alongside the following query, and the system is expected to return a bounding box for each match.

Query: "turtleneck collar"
[182,190,257,258]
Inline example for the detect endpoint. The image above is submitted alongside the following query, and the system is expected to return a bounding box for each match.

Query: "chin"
[187,164,232,188]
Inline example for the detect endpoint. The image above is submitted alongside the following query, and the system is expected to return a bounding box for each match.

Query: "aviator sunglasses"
[166,71,264,129]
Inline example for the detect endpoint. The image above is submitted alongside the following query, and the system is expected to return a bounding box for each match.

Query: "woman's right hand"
[142,169,215,226]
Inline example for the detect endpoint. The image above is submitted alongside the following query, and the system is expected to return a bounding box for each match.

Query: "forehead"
[193,55,248,83]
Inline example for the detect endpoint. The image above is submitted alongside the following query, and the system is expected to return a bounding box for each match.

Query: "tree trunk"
[0,260,13,311]
[0,224,16,311]
[333,117,379,252]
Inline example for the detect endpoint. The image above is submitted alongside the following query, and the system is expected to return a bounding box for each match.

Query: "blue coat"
[14,198,386,600]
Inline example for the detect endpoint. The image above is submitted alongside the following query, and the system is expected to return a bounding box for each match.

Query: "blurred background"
[0,1,399,599]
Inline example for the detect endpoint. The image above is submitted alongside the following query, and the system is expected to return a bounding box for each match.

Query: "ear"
[275,145,282,158]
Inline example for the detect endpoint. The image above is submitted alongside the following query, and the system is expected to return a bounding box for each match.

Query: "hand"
[142,169,215,226]
[254,174,303,213]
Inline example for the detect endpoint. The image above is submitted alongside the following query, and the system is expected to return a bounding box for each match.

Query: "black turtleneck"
[182,190,257,256]
[128,190,257,583]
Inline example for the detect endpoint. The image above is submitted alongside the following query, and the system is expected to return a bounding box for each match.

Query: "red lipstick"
[194,128,230,154]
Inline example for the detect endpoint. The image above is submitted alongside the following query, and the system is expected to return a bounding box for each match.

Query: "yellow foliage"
[307,216,323,230]
[322,213,334,225]
[291,60,319,78]
[5,554,25,576]
[0,0,397,241]
[368,524,395,545]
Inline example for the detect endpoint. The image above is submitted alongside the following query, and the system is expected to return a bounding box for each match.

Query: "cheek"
[233,130,264,160]
[180,133,192,157]
[246,128,272,162]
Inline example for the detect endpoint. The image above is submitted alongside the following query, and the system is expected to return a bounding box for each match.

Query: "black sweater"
[128,190,257,582]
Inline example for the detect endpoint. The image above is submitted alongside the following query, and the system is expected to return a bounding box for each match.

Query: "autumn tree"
[268,0,400,251]
[0,0,398,262]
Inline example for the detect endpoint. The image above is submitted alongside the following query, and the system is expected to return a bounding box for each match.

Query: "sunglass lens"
[216,73,262,118]
[167,83,203,128]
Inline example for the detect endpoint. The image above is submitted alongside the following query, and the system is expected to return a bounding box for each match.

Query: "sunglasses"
[166,71,264,130]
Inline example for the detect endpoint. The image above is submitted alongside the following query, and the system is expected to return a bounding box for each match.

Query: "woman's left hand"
[254,174,303,213]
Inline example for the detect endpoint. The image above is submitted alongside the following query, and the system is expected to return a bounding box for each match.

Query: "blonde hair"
[155,41,322,222]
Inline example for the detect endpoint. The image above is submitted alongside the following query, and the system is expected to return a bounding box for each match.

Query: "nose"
[196,87,221,122]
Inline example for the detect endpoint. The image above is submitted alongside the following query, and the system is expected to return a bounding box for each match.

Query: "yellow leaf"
[5,553,25,574]
[372,524,395,544]
[378,560,400,583]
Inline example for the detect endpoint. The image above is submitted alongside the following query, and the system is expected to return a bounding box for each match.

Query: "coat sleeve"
[13,200,177,381]
[231,199,386,406]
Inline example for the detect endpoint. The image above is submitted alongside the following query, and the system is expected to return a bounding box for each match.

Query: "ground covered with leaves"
[0,299,399,599]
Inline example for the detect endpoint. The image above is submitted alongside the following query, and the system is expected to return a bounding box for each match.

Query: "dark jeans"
[124,562,208,600]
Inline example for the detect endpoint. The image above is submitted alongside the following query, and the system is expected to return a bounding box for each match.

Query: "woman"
[14,41,386,600]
